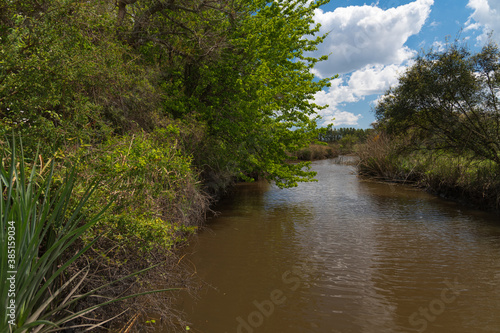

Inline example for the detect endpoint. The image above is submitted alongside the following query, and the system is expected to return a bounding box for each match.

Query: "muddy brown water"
[168,158,500,333]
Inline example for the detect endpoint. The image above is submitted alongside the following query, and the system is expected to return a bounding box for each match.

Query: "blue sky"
[308,0,500,128]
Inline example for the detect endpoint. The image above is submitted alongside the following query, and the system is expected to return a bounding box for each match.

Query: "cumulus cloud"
[321,111,363,127]
[315,64,406,126]
[466,0,500,44]
[310,0,434,77]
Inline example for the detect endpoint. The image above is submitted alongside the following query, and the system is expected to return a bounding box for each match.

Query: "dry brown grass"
[356,133,406,180]
[292,143,339,161]
[357,133,500,210]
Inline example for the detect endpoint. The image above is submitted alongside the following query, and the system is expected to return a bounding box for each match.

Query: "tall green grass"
[0,139,174,332]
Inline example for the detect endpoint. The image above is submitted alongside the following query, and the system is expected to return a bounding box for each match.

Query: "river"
[170,158,500,333]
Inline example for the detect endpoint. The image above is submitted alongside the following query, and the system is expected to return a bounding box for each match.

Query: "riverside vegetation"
[291,128,373,161]
[358,39,500,210]
[0,0,333,331]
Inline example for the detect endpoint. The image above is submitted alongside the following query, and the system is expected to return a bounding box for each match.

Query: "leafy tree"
[1,0,333,187]
[375,40,500,165]
[117,0,332,187]
[0,1,161,151]
[198,0,332,187]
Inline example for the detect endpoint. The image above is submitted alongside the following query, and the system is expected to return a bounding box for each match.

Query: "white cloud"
[466,0,500,44]
[314,64,406,126]
[310,0,434,77]
[432,40,446,52]
[348,64,404,95]
[321,111,362,127]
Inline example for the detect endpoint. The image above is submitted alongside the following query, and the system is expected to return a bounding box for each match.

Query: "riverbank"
[3,127,344,331]
[0,133,216,332]
[366,41,500,212]
[357,134,500,211]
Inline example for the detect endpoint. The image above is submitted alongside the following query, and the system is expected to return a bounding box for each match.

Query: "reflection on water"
[170,159,500,333]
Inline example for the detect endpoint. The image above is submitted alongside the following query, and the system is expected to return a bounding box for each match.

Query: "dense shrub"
[71,128,209,252]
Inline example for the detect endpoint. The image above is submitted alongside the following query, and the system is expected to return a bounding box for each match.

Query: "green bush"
[0,1,161,154]
[0,138,170,332]
[75,128,208,252]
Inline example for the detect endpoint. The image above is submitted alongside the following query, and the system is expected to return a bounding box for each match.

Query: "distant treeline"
[318,127,373,142]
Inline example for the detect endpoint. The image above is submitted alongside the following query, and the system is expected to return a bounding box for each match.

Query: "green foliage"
[375,39,500,165]
[0,1,161,152]
[75,129,207,252]
[122,0,333,187]
[367,37,500,208]
[205,0,332,187]
[1,1,335,328]
[103,211,197,251]
[2,0,333,189]
[0,137,181,332]
[1,0,334,189]
[0,138,107,331]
